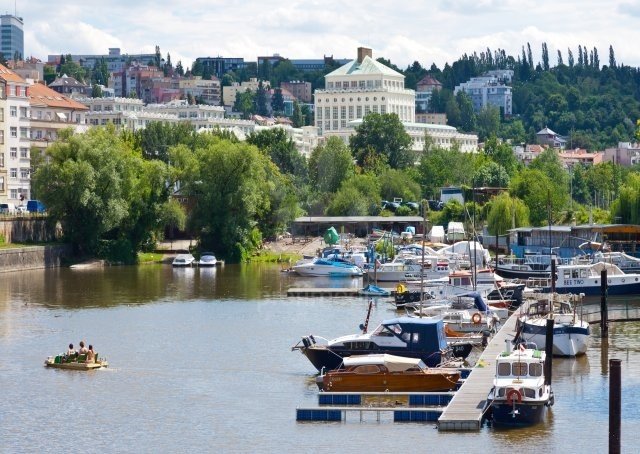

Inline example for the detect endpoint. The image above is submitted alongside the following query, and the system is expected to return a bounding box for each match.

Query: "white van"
[0,203,15,214]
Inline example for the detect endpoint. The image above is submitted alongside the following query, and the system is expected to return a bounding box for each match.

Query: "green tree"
[349,113,414,169]
[326,174,381,216]
[292,101,304,127]
[509,168,562,225]
[170,138,275,261]
[234,89,255,119]
[271,88,285,115]
[246,128,307,180]
[378,168,421,202]
[417,145,477,199]
[308,136,354,194]
[473,161,510,187]
[456,91,476,132]
[486,192,530,235]
[31,127,174,262]
[476,105,501,141]
[91,84,103,98]
[482,136,518,175]
[134,121,196,163]
[256,81,269,116]
[611,173,640,224]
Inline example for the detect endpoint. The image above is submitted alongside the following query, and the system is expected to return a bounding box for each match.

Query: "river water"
[1,264,639,453]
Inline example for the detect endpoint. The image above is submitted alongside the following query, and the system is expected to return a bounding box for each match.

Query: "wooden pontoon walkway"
[437,302,528,431]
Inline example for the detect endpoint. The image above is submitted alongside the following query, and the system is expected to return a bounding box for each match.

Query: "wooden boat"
[316,354,460,392]
[44,354,108,370]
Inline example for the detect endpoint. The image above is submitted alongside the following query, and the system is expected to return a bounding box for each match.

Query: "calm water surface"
[1,264,639,453]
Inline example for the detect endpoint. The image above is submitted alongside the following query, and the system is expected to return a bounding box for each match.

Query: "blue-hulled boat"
[358,284,391,297]
[292,317,454,372]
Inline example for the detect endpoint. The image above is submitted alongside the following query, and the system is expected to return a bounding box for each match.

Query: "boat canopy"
[342,354,426,372]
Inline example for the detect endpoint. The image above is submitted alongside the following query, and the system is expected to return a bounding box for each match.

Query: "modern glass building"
[0,15,24,61]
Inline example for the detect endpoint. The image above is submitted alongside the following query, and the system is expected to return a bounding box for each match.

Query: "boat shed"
[292,216,424,238]
[507,224,640,259]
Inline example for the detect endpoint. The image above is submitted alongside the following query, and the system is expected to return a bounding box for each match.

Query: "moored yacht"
[292,257,363,277]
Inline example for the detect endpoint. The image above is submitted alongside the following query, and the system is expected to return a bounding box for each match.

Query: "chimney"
[357,47,372,63]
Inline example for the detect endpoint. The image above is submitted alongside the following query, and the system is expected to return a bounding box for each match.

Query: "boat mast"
[420,200,427,318]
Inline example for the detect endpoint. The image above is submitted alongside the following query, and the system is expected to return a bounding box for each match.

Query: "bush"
[96,239,136,264]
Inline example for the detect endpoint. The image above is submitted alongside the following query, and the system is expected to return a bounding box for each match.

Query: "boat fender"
[472,313,482,324]
[507,388,522,404]
[302,337,310,348]
[309,335,316,344]
[396,283,406,294]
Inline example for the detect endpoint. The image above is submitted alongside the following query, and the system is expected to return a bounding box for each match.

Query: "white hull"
[293,266,362,277]
[524,328,589,356]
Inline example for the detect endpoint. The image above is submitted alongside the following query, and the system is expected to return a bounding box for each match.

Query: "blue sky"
[13,0,640,70]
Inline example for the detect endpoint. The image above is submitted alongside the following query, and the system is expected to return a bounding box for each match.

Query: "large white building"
[454,75,512,115]
[315,47,415,137]
[315,48,477,153]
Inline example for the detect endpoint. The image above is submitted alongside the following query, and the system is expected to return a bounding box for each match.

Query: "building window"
[333,120,338,130]
[10,106,16,117]
[10,147,17,158]
[342,81,349,89]
[20,128,28,138]
[317,109,322,120]
[327,82,333,89]
[0,154,4,167]
[0,176,4,191]
[10,189,17,199]
[324,120,330,130]
[340,106,346,119]
[20,107,27,118]
[341,120,346,128]
[10,168,17,178]
[373,105,378,113]
[367,80,373,88]
[365,106,371,115]
[332,106,338,119]
[348,106,354,119]
[20,168,29,179]
[9,86,15,96]
[350,81,357,88]
[359,80,365,88]
[356,106,362,118]
[0,107,3,121]
[381,105,386,114]
[20,148,28,158]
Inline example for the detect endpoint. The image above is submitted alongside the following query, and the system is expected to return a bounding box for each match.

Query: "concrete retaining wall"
[0,245,72,273]
[0,216,60,243]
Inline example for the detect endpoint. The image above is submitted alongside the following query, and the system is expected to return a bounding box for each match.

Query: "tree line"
[31,115,640,264]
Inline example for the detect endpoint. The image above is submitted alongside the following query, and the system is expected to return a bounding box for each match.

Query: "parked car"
[382,201,400,212]
[26,200,46,213]
[15,205,27,214]
[0,203,15,214]
[427,200,444,211]
[403,201,419,211]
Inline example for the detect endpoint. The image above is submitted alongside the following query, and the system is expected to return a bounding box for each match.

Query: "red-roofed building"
[558,148,604,168]
[0,64,31,204]
[28,82,89,166]
[416,75,442,113]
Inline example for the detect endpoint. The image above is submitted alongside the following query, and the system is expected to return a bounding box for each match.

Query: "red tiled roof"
[29,82,89,110]
[0,63,27,83]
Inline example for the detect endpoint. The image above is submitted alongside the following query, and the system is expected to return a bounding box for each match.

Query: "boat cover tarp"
[342,354,425,372]
[324,227,340,245]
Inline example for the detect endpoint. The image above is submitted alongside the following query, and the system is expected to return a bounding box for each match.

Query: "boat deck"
[437,301,528,431]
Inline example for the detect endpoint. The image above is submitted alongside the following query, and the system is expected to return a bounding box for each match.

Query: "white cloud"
[14,0,640,70]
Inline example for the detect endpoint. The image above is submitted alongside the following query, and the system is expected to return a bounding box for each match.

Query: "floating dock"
[437,302,527,431]
[296,391,455,422]
[287,287,395,297]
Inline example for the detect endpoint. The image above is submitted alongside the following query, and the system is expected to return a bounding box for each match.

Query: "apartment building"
[280,81,312,103]
[28,82,89,165]
[0,64,30,204]
[222,78,270,107]
[415,75,442,113]
[454,75,512,115]
[603,142,640,166]
[0,14,23,61]
[179,77,221,105]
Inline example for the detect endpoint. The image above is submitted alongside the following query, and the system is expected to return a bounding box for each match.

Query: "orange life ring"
[472,313,482,324]
[507,388,523,404]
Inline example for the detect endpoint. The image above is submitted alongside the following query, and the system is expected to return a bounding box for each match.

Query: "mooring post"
[550,260,556,294]
[609,358,621,454]
[544,318,554,386]
[601,269,608,337]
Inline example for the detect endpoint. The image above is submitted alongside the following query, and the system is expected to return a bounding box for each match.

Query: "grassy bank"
[138,252,165,264]
[249,251,301,263]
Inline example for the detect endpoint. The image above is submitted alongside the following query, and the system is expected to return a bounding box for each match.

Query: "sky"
[11,0,640,70]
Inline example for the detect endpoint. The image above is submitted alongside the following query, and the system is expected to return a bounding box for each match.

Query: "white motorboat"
[592,251,640,274]
[292,257,363,277]
[517,296,590,356]
[538,261,640,296]
[366,255,450,282]
[172,253,195,267]
[198,252,217,267]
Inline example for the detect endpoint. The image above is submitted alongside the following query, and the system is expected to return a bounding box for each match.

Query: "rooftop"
[326,55,404,78]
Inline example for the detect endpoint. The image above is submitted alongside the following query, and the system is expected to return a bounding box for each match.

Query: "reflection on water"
[1,265,640,452]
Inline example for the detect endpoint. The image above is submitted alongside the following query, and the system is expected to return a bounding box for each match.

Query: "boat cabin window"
[374,324,401,337]
[497,362,511,376]
[512,362,528,376]
[564,270,571,278]
[572,269,580,279]
[523,388,536,398]
[529,363,543,377]
[353,365,381,374]
[345,341,375,350]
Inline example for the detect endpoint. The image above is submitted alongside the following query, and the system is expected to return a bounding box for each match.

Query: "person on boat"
[86,345,95,363]
[78,341,88,355]
[65,343,76,362]
[66,343,75,356]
